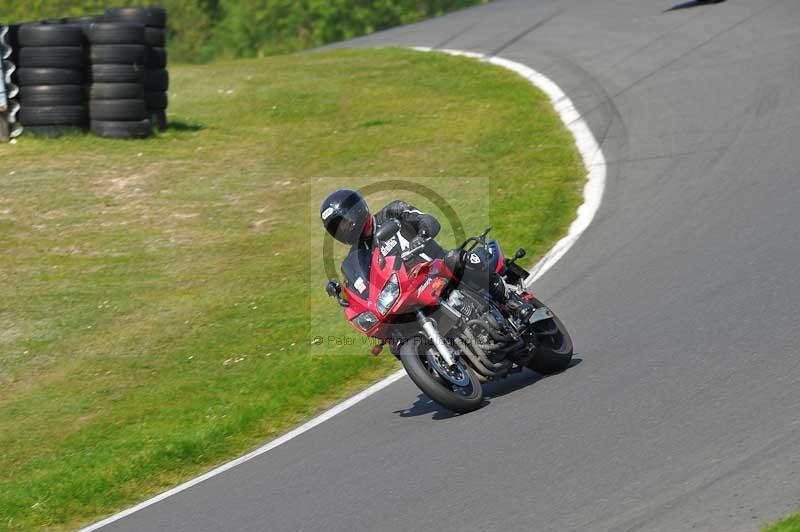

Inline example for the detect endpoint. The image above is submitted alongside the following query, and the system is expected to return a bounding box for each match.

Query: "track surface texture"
[99,1,800,531]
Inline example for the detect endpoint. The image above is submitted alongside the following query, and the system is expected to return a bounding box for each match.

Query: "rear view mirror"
[325,279,349,307]
[326,279,341,298]
[375,219,401,241]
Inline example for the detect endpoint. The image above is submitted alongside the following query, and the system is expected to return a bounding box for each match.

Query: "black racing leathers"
[358,200,445,265]
[356,201,510,304]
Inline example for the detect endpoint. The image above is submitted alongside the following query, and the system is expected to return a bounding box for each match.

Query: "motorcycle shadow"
[394,357,583,420]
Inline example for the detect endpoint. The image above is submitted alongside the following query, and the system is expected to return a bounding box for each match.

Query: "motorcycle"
[325,220,573,413]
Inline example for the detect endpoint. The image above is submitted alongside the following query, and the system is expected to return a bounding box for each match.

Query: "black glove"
[409,232,427,250]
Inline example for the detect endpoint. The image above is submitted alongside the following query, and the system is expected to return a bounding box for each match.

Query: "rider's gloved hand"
[410,230,428,250]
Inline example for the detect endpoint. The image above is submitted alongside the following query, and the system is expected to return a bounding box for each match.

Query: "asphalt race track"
[99,1,800,531]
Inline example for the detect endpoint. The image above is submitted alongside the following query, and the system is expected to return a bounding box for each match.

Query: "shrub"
[0,1,488,63]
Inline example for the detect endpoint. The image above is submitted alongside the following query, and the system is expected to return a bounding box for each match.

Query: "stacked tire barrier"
[87,22,151,138]
[3,6,168,140]
[104,7,168,131]
[15,23,87,137]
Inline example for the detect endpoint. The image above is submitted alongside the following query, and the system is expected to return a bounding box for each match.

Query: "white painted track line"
[79,48,607,531]
[412,47,607,286]
[507,58,607,285]
[79,371,406,531]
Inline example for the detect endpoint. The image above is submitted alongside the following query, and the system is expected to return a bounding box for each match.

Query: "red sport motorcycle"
[325,220,573,413]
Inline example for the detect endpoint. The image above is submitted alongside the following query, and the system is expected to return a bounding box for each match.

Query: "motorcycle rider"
[320,188,535,319]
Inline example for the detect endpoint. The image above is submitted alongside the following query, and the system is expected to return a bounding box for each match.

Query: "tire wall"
[8,7,169,139]
[15,22,88,136]
[102,7,169,132]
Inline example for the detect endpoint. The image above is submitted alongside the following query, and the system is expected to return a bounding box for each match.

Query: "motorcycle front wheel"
[399,341,484,414]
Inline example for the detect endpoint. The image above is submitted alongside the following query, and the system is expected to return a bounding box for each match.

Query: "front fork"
[416,311,457,368]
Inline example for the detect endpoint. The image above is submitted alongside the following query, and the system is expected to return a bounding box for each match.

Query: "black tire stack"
[15,23,87,137]
[104,7,168,131]
[87,21,151,138]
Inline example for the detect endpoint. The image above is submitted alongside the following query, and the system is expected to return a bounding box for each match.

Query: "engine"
[443,289,524,381]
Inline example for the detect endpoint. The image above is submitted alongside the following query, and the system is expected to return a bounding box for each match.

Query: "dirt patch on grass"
[93,163,164,203]
[0,322,22,344]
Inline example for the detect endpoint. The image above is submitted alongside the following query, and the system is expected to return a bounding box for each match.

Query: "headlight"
[353,311,379,331]
[376,274,401,315]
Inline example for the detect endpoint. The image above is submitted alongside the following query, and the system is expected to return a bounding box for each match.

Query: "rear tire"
[19,85,85,106]
[86,23,145,45]
[146,47,167,69]
[89,99,147,121]
[64,15,101,29]
[19,46,84,69]
[143,69,169,91]
[18,24,83,47]
[19,105,88,126]
[400,342,484,414]
[91,119,152,139]
[90,44,147,65]
[144,91,167,110]
[91,64,144,83]
[90,83,144,100]
[17,67,85,86]
[144,28,166,47]
[525,297,573,374]
[104,7,167,28]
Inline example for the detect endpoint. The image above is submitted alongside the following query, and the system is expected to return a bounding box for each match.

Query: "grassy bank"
[0,48,584,530]
[765,513,800,532]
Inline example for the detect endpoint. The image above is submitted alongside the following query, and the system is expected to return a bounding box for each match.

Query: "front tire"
[399,342,484,414]
[525,297,573,374]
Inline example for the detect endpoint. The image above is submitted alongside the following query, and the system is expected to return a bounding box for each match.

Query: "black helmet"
[320,189,371,245]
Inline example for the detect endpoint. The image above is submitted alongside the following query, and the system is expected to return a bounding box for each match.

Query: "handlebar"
[457,225,493,251]
[401,236,432,260]
[395,226,493,261]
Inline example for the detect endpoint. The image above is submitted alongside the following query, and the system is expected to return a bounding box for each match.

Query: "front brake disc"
[426,350,471,387]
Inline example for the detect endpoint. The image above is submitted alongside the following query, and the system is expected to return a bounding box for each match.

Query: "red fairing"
[361,215,374,237]
[494,244,505,274]
[342,248,454,339]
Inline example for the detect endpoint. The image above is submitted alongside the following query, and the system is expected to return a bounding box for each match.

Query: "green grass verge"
[0,48,584,530]
[765,513,800,532]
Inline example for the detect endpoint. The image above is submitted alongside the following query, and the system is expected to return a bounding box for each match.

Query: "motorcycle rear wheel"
[525,297,573,374]
[399,342,484,414]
